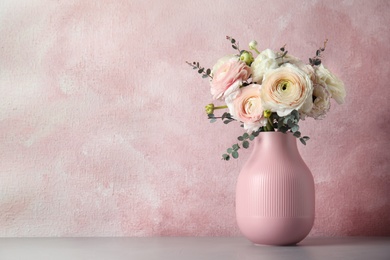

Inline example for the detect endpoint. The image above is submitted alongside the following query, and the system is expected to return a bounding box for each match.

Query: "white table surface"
[0,237,389,260]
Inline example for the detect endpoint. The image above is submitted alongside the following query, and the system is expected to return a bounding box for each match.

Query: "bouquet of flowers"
[187,36,346,160]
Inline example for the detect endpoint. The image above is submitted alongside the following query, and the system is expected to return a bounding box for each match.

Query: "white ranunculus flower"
[282,54,315,80]
[299,93,314,115]
[305,83,331,120]
[251,49,279,84]
[261,63,313,117]
[315,64,346,104]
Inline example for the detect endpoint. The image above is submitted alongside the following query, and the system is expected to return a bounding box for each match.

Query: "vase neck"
[251,132,299,159]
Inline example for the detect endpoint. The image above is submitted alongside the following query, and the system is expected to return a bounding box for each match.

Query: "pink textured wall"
[0,0,389,237]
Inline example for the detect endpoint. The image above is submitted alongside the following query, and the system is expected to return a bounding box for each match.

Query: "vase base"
[237,215,314,246]
[254,242,297,247]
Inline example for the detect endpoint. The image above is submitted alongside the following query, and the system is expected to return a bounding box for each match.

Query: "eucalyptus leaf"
[291,110,299,120]
[232,151,239,159]
[232,144,240,150]
[291,124,299,133]
[278,119,284,128]
[222,112,230,120]
[237,136,244,141]
[243,133,249,139]
[222,154,230,160]
[279,126,288,133]
[243,141,249,149]
[293,131,301,138]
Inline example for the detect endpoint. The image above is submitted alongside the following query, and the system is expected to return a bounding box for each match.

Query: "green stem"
[214,105,228,110]
[265,117,274,131]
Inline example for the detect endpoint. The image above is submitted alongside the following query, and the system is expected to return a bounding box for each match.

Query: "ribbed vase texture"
[236,132,315,246]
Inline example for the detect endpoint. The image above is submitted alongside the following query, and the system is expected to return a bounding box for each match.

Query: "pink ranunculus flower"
[261,63,313,117]
[210,59,251,100]
[226,84,266,133]
[211,54,237,74]
[251,49,279,84]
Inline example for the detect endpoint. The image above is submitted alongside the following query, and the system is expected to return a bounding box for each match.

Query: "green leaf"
[232,144,240,150]
[302,136,310,141]
[293,131,301,138]
[243,141,249,149]
[202,74,208,78]
[279,126,288,133]
[231,38,236,44]
[222,112,231,120]
[291,110,299,120]
[237,136,244,141]
[278,118,284,128]
[243,133,249,139]
[291,124,299,133]
[210,119,217,123]
[232,45,238,50]
[232,151,239,159]
[198,68,204,74]
[222,154,230,160]
[249,135,255,141]
[299,138,306,145]
[206,68,211,75]
[227,148,233,154]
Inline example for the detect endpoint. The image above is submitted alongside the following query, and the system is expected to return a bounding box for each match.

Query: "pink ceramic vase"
[236,132,315,246]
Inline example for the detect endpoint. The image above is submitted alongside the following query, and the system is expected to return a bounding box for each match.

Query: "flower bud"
[263,110,272,118]
[205,104,215,114]
[249,40,260,54]
[249,40,258,49]
[239,51,254,66]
